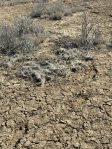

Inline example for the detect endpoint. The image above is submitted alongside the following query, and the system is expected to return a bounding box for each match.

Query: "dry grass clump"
[0,21,20,55]
[0,16,48,55]
[31,1,72,20]
[31,2,47,18]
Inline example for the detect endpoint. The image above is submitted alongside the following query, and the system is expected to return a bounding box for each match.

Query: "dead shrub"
[80,12,103,50]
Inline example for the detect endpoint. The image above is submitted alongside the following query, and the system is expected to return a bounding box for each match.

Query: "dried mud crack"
[0,50,112,149]
[0,0,112,149]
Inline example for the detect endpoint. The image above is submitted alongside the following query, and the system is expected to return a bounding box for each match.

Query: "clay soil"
[0,0,112,149]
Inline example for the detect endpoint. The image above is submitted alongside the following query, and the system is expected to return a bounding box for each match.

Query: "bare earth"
[0,0,112,149]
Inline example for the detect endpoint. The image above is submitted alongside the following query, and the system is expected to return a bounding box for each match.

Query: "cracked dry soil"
[0,0,112,149]
[0,50,112,149]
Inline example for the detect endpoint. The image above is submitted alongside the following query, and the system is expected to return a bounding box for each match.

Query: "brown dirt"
[0,0,112,149]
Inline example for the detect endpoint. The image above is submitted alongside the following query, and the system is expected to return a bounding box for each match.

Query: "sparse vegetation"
[0,21,20,55]
[0,16,48,55]
[80,12,103,50]
[31,1,47,18]
[46,2,72,20]
[31,1,72,20]
[0,0,112,149]
[54,12,103,51]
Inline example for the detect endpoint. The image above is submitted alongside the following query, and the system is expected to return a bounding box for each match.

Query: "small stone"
[25,140,31,146]
[71,66,79,73]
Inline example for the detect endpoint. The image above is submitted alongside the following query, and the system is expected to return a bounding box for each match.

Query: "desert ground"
[0,0,112,149]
